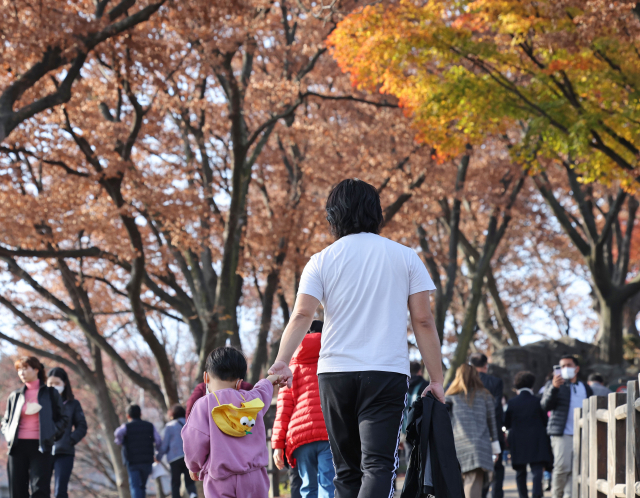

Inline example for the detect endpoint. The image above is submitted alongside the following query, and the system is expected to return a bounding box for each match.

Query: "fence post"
[589,395,608,498]
[582,398,590,498]
[608,392,627,498]
[573,406,582,498]
[626,378,639,498]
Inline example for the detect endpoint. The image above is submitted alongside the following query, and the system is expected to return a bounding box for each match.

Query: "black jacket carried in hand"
[504,390,551,466]
[401,393,465,498]
[1,382,69,453]
[54,399,87,456]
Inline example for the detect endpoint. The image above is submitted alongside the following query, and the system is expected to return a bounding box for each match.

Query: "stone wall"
[486,337,633,399]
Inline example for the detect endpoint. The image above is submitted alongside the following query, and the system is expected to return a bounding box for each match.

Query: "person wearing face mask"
[541,355,593,498]
[47,368,88,498]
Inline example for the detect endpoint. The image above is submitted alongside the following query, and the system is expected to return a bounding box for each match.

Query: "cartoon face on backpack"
[211,397,264,437]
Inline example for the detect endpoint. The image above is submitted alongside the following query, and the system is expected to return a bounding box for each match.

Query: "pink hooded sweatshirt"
[182,379,273,485]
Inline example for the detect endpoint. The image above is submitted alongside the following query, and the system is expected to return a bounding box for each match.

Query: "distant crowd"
[451,352,613,498]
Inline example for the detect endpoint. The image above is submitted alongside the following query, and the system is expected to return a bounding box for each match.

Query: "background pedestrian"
[1,356,68,498]
[114,404,162,498]
[445,364,501,498]
[47,367,87,498]
[505,371,551,498]
[469,353,505,498]
[157,404,197,498]
[541,355,593,498]
[587,373,610,397]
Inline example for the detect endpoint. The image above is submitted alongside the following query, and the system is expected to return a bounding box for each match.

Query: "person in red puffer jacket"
[272,321,335,498]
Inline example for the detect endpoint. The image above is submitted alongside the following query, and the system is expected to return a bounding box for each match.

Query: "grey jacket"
[1,383,68,453]
[156,418,186,463]
[540,380,593,436]
[446,390,498,474]
[53,399,87,456]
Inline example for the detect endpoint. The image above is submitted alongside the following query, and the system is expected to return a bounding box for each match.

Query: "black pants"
[482,452,505,498]
[53,454,75,498]
[170,458,197,498]
[318,371,408,498]
[8,440,54,498]
[289,466,302,498]
[513,462,544,498]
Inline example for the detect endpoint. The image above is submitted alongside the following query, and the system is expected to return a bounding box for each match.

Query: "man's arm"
[268,293,320,388]
[408,291,445,403]
[114,424,127,446]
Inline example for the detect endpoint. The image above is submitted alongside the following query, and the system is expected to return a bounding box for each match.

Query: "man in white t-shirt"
[268,179,444,498]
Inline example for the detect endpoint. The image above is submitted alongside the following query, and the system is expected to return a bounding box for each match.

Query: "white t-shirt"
[297,232,436,376]
[564,381,587,436]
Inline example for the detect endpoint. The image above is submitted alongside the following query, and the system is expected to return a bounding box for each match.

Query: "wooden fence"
[573,374,640,498]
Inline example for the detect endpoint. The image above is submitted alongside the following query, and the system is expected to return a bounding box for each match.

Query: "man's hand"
[189,471,200,482]
[552,374,563,389]
[268,361,293,389]
[422,381,445,404]
[273,448,285,470]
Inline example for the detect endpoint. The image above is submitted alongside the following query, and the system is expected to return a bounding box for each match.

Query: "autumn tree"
[329,0,640,364]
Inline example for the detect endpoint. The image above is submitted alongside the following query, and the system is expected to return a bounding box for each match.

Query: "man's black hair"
[205,346,247,381]
[127,405,142,419]
[468,353,488,369]
[309,320,324,334]
[514,371,536,390]
[170,404,186,420]
[588,373,604,384]
[560,354,579,367]
[410,362,423,376]
[325,179,383,239]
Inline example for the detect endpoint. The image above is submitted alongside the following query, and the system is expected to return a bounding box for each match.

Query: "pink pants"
[204,468,269,498]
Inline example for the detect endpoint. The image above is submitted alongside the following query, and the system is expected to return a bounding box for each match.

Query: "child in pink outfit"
[182,347,284,498]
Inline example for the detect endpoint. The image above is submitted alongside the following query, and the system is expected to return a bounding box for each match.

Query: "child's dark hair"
[205,347,247,381]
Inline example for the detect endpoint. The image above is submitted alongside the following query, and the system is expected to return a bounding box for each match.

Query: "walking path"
[393,465,534,497]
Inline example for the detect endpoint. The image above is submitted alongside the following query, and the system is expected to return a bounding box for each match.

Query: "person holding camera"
[541,355,593,498]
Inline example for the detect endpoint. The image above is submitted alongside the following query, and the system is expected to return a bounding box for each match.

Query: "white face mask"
[53,385,65,395]
[561,367,576,380]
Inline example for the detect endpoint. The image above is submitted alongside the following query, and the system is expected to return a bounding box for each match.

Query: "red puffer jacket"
[271,333,328,467]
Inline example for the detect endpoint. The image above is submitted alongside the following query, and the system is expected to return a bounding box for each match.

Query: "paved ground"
[394,465,534,497]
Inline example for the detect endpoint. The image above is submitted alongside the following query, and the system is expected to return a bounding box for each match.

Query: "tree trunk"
[597,297,624,364]
[91,347,131,498]
[623,292,640,339]
[250,266,282,383]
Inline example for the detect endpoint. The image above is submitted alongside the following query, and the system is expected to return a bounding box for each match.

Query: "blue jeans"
[293,441,335,498]
[127,463,152,498]
[53,454,75,498]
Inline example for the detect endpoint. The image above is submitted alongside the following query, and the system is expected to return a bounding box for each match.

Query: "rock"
[486,337,636,398]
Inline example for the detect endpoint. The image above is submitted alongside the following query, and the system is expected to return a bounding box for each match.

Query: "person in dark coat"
[505,371,552,498]
[469,353,505,498]
[47,368,88,498]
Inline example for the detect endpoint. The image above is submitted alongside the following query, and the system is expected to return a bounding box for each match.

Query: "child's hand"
[273,448,285,470]
[189,471,200,482]
[267,374,286,387]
